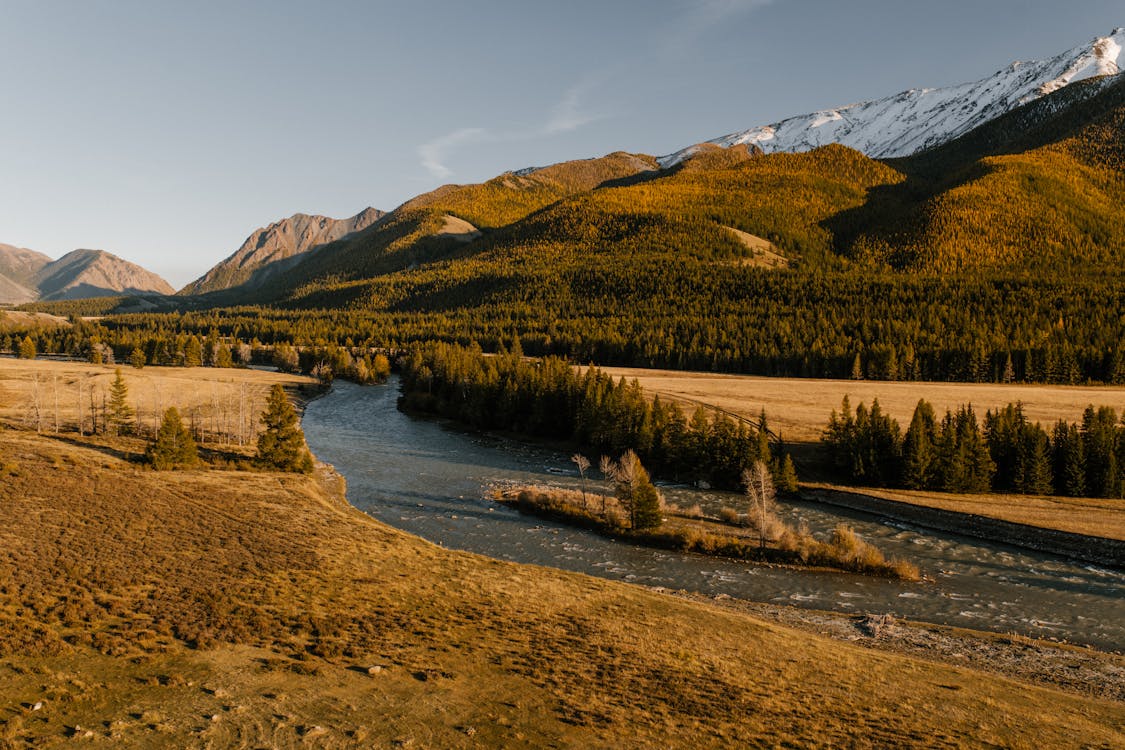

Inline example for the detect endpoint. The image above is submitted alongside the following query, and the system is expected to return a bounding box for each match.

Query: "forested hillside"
[15,74,1125,384]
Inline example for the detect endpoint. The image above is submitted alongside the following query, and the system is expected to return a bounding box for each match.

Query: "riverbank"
[492,484,921,580]
[1,428,1122,745]
[804,484,1125,569]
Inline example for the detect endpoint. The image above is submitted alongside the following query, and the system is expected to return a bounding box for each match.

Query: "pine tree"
[130,347,146,369]
[17,335,36,360]
[776,453,799,495]
[146,407,198,470]
[1051,421,1085,497]
[614,450,663,531]
[902,400,937,489]
[256,384,313,473]
[184,336,203,368]
[107,368,135,436]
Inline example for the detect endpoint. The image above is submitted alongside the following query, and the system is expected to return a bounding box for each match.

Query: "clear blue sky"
[1,0,1122,287]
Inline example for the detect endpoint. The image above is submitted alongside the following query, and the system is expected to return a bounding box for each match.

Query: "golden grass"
[494,485,920,580]
[815,484,1125,542]
[0,428,1120,747]
[0,359,317,444]
[598,366,1125,443]
[597,366,1125,541]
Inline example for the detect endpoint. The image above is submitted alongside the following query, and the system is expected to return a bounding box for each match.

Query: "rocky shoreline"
[666,589,1124,702]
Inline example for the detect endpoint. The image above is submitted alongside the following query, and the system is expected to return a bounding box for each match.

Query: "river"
[303,379,1125,651]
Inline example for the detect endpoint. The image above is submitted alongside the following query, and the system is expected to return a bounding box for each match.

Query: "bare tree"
[742,460,780,551]
[571,454,591,508]
[29,375,42,433]
[52,374,59,434]
[76,379,84,436]
[599,455,617,516]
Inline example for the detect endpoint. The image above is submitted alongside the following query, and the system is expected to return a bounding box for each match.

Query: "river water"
[303,379,1124,651]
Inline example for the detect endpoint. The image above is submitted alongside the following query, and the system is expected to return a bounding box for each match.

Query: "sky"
[1,0,1123,288]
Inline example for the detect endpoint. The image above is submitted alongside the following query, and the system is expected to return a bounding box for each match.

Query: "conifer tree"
[614,450,662,531]
[130,347,146,369]
[1051,421,1085,497]
[107,368,135,436]
[184,337,203,367]
[777,453,799,496]
[902,399,937,489]
[146,407,198,470]
[17,335,36,360]
[256,384,313,473]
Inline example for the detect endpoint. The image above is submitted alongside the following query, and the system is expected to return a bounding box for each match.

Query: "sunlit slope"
[843,75,1125,270]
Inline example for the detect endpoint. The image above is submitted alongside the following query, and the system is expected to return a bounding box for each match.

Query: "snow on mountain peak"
[659,28,1125,167]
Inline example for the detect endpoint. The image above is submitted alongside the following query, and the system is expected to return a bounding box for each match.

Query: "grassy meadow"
[0,358,317,446]
[0,428,1121,747]
[0,360,1120,746]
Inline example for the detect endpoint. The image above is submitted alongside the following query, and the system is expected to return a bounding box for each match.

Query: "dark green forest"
[823,397,1125,499]
[397,341,795,492]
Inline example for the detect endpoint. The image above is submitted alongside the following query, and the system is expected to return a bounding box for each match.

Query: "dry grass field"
[0,429,1121,748]
[599,366,1125,540]
[813,484,1125,542]
[0,358,318,445]
[598,367,1125,443]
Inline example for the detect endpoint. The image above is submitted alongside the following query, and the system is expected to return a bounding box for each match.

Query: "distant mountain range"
[659,27,1123,165]
[178,207,384,296]
[6,27,1123,309]
[0,246,174,304]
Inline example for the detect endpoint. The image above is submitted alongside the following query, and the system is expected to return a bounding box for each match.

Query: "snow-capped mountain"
[660,28,1124,166]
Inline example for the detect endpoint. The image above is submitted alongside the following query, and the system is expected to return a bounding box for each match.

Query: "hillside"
[1,246,174,304]
[179,207,384,296]
[0,244,51,304]
[837,74,1125,271]
[31,248,174,300]
[0,420,1120,746]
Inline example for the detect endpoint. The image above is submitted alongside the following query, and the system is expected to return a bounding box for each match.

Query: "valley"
[0,364,1122,747]
[3,15,1124,747]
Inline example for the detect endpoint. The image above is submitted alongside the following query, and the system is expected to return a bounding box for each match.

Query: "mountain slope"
[836,74,1125,271]
[239,151,660,304]
[0,244,52,303]
[254,67,1125,320]
[179,207,384,296]
[31,249,174,301]
[661,28,1124,165]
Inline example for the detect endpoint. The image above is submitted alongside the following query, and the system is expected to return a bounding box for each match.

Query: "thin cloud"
[418,82,605,179]
[418,127,488,179]
[544,82,603,135]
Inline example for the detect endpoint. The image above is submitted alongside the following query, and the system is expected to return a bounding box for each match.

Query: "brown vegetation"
[492,484,920,581]
[0,359,317,446]
[597,366,1125,443]
[596,366,1125,541]
[0,430,1121,747]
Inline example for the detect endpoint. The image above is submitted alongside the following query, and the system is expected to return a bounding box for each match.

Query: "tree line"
[398,341,797,492]
[823,397,1125,498]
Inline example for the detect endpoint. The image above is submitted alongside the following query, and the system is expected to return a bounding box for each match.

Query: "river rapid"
[303,379,1125,651]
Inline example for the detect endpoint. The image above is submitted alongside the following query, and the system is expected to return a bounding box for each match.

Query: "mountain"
[0,244,51,304]
[179,207,385,296]
[660,28,1124,166]
[30,249,174,301]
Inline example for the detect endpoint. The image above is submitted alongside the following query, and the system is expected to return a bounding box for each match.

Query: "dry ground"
[0,358,317,444]
[809,484,1125,542]
[598,367,1125,443]
[599,366,1125,541]
[0,429,1122,748]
